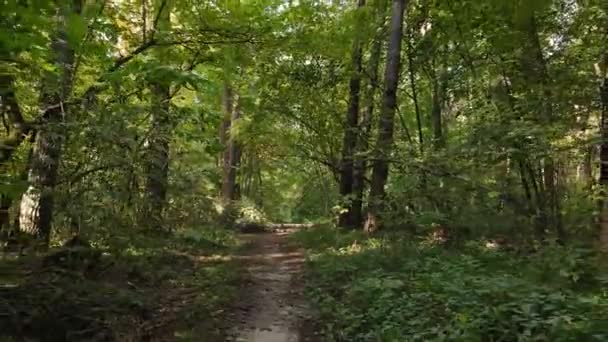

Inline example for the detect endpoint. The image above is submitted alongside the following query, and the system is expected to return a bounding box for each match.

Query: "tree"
[18,0,82,246]
[339,0,366,229]
[599,50,608,249]
[351,3,387,230]
[364,0,407,232]
[142,0,172,231]
[221,84,242,203]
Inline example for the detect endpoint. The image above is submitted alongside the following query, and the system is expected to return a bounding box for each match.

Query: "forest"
[1,0,608,340]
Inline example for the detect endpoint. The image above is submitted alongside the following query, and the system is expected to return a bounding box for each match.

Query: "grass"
[292,226,608,342]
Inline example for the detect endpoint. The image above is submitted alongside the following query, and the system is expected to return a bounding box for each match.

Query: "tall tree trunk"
[222,92,242,202]
[339,0,366,229]
[522,14,561,241]
[407,39,423,154]
[430,66,445,149]
[364,0,407,233]
[598,51,608,249]
[220,83,242,203]
[142,1,171,231]
[220,83,232,196]
[19,0,81,246]
[352,7,386,229]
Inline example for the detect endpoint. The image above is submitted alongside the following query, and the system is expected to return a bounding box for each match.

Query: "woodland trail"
[226,228,318,342]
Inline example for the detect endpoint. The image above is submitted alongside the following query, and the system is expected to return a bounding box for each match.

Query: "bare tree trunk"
[364,0,407,233]
[352,8,386,230]
[142,2,171,231]
[598,51,608,249]
[220,83,242,203]
[223,94,242,202]
[406,39,423,154]
[220,83,232,201]
[19,0,81,246]
[142,82,171,230]
[339,0,366,229]
[522,14,561,242]
[430,65,445,149]
[581,146,594,189]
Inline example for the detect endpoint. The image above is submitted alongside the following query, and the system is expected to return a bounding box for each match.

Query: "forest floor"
[225,228,320,342]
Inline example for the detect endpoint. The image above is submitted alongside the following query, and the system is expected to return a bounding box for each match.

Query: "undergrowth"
[292,227,608,341]
[0,227,242,342]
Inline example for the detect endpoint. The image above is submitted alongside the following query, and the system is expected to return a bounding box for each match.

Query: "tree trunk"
[522,14,560,241]
[19,0,81,246]
[339,0,366,229]
[220,83,232,199]
[220,84,242,203]
[364,0,407,233]
[352,7,386,230]
[599,52,608,249]
[431,67,445,149]
[224,94,242,202]
[142,1,171,231]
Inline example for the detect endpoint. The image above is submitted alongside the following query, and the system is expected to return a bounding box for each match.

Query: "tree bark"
[599,51,608,249]
[339,0,366,229]
[430,66,445,149]
[19,0,82,246]
[224,93,242,202]
[364,0,407,233]
[522,14,561,242]
[220,84,242,203]
[142,1,171,231]
[351,8,386,230]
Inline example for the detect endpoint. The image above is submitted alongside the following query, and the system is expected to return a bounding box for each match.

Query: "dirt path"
[226,229,317,342]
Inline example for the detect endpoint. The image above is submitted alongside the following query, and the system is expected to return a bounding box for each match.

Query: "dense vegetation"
[1,0,608,340]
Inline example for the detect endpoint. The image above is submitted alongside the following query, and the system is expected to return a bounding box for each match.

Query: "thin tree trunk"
[220,85,230,199]
[581,146,593,189]
[364,0,407,233]
[352,6,386,229]
[142,1,171,231]
[430,66,445,149]
[220,83,240,203]
[598,51,608,249]
[523,14,560,241]
[339,0,366,229]
[224,95,242,202]
[407,39,423,154]
[19,0,82,246]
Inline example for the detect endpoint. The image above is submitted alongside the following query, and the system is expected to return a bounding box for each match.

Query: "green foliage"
[0,230,242,341]
[295,229,608,341]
